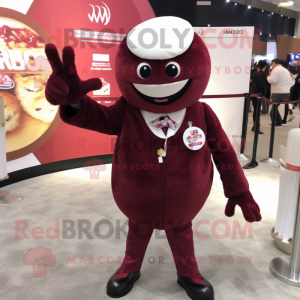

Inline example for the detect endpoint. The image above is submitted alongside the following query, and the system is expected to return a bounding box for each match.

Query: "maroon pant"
[121,220,199,277]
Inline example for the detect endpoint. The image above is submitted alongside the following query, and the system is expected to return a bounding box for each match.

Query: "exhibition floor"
[1,161,299,300]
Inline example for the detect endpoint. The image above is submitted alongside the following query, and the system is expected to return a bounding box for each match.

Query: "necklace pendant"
[157,148,164,163]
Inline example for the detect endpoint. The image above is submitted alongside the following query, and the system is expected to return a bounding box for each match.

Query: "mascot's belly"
[110,102,213,230]
[111,136,213,230]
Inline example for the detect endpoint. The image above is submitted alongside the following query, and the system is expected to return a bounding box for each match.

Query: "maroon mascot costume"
[44,17,261,300]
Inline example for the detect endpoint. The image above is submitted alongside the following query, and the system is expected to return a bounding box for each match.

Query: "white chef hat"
[126,16,194,60]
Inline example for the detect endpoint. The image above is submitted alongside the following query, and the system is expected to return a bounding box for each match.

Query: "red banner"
[0,0,155,167]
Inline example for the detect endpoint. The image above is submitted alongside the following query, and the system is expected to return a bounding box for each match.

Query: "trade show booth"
[0,15,254,186]
[1,1,300,300]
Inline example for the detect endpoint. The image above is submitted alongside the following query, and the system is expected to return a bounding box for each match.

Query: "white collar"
[140,108,186,139]
[140,108,186,125]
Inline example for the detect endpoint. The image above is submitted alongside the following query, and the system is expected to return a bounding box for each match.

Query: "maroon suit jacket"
[60,96,249,230]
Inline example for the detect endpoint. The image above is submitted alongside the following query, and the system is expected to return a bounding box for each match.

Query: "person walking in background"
[264,63,271,112]
[289,60,300,75]
[290,61,300,111]
[249,60,269,134]
[251,59,257,76]
[293,65,300,110]
[267,59,295,127]
[261,62,269,115]
[282,60,296,124]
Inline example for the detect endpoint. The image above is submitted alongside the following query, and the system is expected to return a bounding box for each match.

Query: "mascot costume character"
[44,17,261,300]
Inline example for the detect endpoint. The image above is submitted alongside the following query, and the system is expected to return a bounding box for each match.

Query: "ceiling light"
[271,12,273,15]
[281,15,283,17]
[248,5,251,8]
[278,1,294,7]
[226,0,230,2]
[208,24,210,27]
[262,10,264,12]
[235,3,237,5]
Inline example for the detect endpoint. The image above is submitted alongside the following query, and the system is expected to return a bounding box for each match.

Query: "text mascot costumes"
[44,16,261,300]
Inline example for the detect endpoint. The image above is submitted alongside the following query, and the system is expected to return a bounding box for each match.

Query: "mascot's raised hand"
[44,43,102,106]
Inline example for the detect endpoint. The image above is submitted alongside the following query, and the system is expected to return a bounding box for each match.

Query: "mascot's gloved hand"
[44,43,102,105]
[225,191,262,222]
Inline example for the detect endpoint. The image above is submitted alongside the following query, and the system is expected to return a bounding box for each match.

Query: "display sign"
[0,95,7,180]
[0,0,155,173]
[194,26,254,150]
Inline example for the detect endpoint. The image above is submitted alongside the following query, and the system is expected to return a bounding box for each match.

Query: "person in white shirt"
[267,59,295,126]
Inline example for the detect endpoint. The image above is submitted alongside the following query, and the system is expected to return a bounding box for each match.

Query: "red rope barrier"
[250,94,300,105]
[201,94,245,99]
[283,98,300,104]
[94,94,300,104]
[261,96,273,104]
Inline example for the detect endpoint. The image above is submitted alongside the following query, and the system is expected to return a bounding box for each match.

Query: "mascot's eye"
[137,63,151,79]
[165,62,180,78]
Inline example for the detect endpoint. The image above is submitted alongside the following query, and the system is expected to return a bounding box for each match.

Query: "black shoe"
[106,268,140,298]
[275,123,282,127]
[282,120,287,124]
[177,274,214,300]
[251,126,263,134]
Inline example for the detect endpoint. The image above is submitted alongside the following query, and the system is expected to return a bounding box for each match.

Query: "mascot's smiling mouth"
[132,79,192,105]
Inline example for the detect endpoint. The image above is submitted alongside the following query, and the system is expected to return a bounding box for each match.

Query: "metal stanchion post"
[237,93,251,161]
[269,170,300,286]
[260,101,280,167]
[243,95,261,169]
